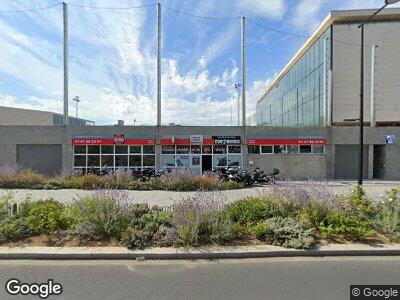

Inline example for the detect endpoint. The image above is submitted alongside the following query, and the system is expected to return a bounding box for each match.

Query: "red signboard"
[248,138,326,145]
[72,138,156,145]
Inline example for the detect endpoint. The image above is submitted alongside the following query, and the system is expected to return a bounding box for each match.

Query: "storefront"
[160,135,243,174]
[72,135,156,172]
[247,137,326,155]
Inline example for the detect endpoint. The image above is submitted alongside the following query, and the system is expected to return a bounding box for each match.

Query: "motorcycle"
[252,167,280,185]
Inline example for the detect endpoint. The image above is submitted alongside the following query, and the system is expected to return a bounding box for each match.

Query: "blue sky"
[0,0,399,125]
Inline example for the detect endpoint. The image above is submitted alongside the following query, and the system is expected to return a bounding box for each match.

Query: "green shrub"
[62,174,109,189]
[0,217,33,244]
[250,222,268,239]
[0,169,46,188]
[300,202,332,229]
[227,197,281,226]
[259,216,315,249]
[347,185,376,219]
[67,194,132,241]
[17,199,67,235]
[122,210,173,249]
[318,212,373,240]
[374,189,400,241]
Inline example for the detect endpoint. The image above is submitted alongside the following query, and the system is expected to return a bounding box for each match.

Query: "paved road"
[0,257,399,299]
[0,180,399,205]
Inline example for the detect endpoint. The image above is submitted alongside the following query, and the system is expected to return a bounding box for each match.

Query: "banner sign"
[248,138,326,145]
[190,135,203,144]
[212,136,241,145]
[386,134,396,144]
[72,137,155,145]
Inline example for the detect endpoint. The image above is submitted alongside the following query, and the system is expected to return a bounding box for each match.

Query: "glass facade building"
[256,28,331,126]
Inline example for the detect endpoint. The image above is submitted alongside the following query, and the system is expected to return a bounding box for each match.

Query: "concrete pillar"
[368,144,374,179]
[155,144,162,172]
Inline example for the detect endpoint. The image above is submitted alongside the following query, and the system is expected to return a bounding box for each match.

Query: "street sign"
[386,134,396,144]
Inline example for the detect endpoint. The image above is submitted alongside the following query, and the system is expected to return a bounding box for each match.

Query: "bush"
[121,209,173,249]
[227,197,280,226]
[172,194,236,246]
[0,169,46,188]
[347,186,376,220]
[255,216,315,249]
[318,212,373,240]
[62,174,110,189]
[374,188,400,241]
[66,190,133,241]
[17,199,67,235]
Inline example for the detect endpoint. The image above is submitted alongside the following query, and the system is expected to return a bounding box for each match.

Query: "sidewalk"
[0,244,399,260]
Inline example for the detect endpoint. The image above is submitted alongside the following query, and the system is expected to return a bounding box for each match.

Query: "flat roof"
[257,8,400,104]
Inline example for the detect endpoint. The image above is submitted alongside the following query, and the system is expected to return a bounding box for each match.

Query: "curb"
[1,247,400,260]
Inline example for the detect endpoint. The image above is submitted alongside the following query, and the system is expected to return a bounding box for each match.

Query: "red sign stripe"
[72,138,156,145]
[248,138,326,145]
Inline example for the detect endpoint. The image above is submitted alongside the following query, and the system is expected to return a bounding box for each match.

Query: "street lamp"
[357,0,399,185]
[72,96,80,118]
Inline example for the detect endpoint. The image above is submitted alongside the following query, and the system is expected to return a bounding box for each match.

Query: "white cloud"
[291,0,329,33]
[237,0,287,20]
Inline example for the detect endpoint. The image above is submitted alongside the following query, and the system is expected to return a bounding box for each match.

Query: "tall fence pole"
[241,16,246,130]
[157,3,162,127]
[63,2,69,126]
[370,45,377,127]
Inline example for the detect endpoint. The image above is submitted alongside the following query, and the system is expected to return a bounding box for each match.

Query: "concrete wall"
[332,20,400,123]
[0,106,53,125]
[0,125,399,180]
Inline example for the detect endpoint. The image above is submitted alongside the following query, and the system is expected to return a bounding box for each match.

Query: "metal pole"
[370,45,377,127]
[157,3,161,127]
[63,2,69,126]
[241,16,246,129]
[237,86,240,126]
[76,100,78,118]
[358,25,364,185]
[323,37,327,126]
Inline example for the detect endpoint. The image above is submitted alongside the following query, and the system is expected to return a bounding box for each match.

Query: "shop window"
[87,155,100,167]
[261,145,273,154]
[161,155,175,168]
[202,145,212,154]
[129,146,141,154]
[213,155,227,168]
[74,155,86,167]
[248,145,260,154]
[176,155,190,168]
[101,145,114,154]
[228,155,242,167]
[287,145,299,154]
[129,155,141,167]
[191,145,201,154]
[300,145,312,154]
[88,145,100,154]
[115,155,128,167]
[312,145,325,154]
[176,145,190,154]
[228,145,241,154]
[101,155,113,167]
[74,146,86,154]
[162,145,175,154]
[274,145,286,154]
[143,155,155,167]
[213,145,227,154]
[115,145,128,154]
[143,145,155,154]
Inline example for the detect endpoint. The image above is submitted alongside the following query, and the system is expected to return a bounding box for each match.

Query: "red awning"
[72,138,156,145]
[248,138,326,145]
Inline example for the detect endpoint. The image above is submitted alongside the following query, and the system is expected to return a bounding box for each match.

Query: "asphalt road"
[0,257,399,300]
[1,180,399,205]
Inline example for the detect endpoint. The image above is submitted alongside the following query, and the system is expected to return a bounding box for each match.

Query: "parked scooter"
[252,167,280,185]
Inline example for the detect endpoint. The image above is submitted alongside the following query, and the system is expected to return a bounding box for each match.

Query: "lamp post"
[357,0,399,185]
[72,96,80,118]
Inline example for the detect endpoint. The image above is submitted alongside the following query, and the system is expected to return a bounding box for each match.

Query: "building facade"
[256,8,400,127]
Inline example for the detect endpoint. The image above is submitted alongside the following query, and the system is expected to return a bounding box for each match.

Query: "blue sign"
[386,135,396,144]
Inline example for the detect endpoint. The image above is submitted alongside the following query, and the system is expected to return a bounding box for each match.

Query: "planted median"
[0,183,399,250]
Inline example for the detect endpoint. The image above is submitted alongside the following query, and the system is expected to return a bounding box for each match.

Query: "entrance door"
[373,145,385,179]
[191,155,201,175]
[202,155,212,173]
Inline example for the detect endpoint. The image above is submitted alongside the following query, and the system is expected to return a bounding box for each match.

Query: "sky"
[0,0,399,126]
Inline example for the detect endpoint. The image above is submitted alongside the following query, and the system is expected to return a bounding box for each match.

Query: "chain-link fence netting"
[0,3,63,116]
